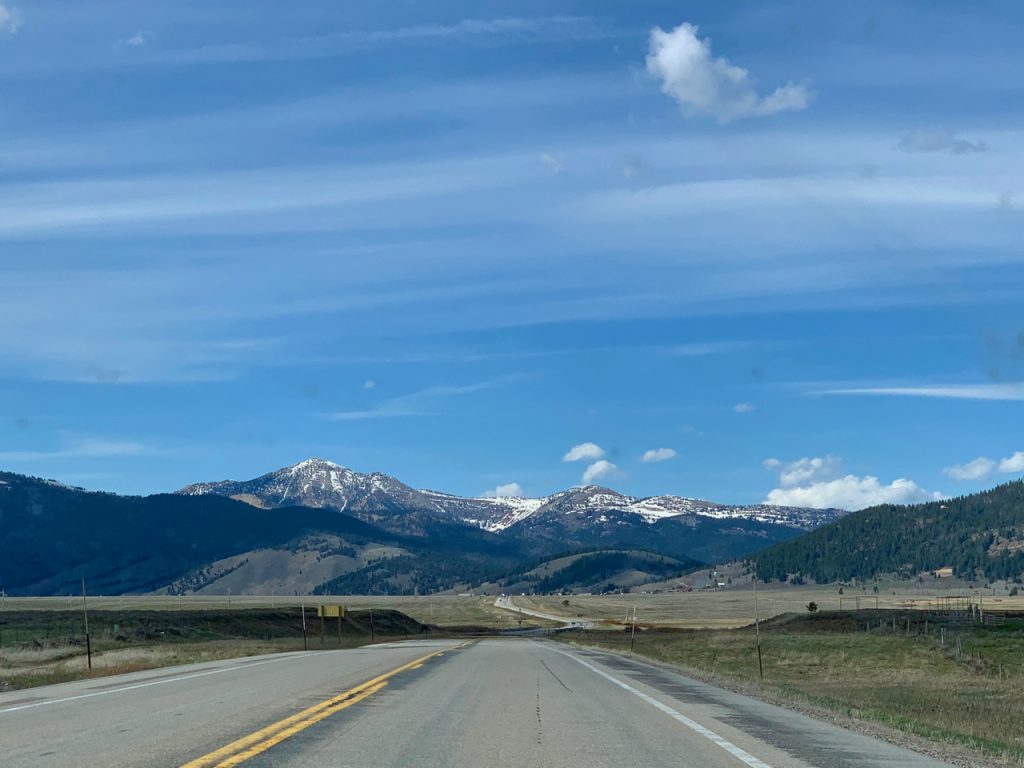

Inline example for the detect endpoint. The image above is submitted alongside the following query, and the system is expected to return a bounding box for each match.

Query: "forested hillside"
[754,480,1024,583]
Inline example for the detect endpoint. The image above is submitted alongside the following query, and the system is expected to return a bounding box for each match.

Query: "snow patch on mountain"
[178,459,845,534]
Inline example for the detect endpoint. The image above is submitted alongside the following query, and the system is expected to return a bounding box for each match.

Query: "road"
[494,594,596,629]
[0,638,954,768]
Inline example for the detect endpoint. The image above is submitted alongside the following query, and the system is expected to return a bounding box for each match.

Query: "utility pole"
[629,605,637,652]
[752,574,763,682]
[369,608,375,643]
[81,578,92,671]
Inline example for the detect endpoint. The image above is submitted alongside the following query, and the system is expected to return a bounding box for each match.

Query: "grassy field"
[515,584,1024,629]
[1,594,524,629]
[0,607,444,692]
[562,611,1024,766]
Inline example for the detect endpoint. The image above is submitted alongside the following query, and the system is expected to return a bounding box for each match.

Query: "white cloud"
[363,379,376,390]
[582,459,617,484]
[125,30,150,47]
[539,153,563,174]
[763,455,938,510]
[733,402,755,413]
[327,375,520,420]
[999,452,1024,473]
[669,341,749,356]
[645,22,810,123]
[0,5,21,34]
[765,475,940,510]
[563,442,604,462]
[641,447,677,463]
[482,482,524,498]
[332,16,602,46]
[943,456,996,481]
[898,130,986,155]
[0,434,150,462]
[821,383,1024,401]
[778,456,841,488]
[623,157,643,179]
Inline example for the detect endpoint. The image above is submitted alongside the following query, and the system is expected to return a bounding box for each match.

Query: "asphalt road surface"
[0,638,954,768]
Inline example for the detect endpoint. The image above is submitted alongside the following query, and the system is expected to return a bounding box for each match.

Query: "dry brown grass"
[515,586,1024,629]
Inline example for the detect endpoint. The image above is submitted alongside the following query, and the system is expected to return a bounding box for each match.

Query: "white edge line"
[0,652,320,714]
[552,646,773,768]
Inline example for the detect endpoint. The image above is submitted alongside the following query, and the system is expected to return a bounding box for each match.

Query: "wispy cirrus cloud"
[820,383,1024,401]
[325,376,523,421]
[898,130,987,155]
[0,434,152,462]
[160,16,612,65]
[0,4,22,35]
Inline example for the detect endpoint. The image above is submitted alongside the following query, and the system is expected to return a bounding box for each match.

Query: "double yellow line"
[181,646,459,767]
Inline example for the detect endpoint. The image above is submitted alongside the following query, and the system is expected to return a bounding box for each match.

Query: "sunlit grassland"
[562,612,1024,765]
[516,584,1024,628]
[2,594,523,628]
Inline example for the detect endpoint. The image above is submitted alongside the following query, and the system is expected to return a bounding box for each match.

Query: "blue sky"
[1,1,1023,508]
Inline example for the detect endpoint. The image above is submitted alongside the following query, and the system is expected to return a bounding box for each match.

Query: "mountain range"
[1,459,846,596]
[179,458,843,535]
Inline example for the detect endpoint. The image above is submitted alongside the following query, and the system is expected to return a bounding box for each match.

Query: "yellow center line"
[213,682,388,767]
[179,645,461,768]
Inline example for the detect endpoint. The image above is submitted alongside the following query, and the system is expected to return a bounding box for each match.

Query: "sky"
[1,1,1023,509]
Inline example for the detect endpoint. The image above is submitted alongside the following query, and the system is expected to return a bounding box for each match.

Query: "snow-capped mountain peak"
[177,459,846,535]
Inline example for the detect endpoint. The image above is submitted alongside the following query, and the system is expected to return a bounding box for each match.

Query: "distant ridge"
[753,480,1024,583]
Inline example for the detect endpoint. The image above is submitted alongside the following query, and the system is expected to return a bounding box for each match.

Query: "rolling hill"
[1,458,846,596]
[753,480,1024,584]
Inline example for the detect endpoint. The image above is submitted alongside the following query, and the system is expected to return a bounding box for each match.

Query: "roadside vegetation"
[563,610,1024,765]
[0,608,431,692]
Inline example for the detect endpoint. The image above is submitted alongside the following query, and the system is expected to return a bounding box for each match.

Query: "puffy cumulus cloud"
[943,456,996,481]
[733,402,755,413]
[641,447,677,463]
[582,459,617,484]
[765,475,940,511]
[645,22,810,123]
[125,30,150,47]
[941,451,1024,479]
[762,455,939,511]
[482,482,524,498]
[898,130,986,155]
[563,442,604,462]
[778,456,841,488]
[999,452,1024,473]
